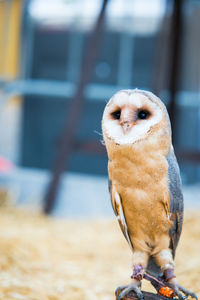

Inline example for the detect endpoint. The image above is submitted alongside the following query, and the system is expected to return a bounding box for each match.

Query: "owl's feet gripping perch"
[168,281,198,300]
[116,267,198,300]
[115,282,143,300]
[143,270,198,300]
[163,269,198,300]
[116,265,144,300]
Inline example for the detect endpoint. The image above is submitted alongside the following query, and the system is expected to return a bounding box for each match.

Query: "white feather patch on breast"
[114,192,133,250]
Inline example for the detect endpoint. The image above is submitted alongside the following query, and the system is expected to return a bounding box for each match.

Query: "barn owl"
[102,89,197,300]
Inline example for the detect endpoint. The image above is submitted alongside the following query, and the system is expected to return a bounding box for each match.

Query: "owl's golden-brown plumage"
[102,89,197,300]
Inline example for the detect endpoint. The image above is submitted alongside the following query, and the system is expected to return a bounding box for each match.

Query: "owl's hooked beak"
[120,121,136,134]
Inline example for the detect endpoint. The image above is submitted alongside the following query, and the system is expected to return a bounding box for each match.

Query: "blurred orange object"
[158,286,175,298]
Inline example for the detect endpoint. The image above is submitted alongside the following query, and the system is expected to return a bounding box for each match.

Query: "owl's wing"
[166,149,184,258]
[147,150,184,277]
[109,179,133,250]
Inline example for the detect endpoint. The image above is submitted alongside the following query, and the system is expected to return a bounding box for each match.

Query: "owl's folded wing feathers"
[166,149,184,258]
[109,180,133,250]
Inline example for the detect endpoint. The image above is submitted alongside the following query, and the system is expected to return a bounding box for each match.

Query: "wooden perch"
[115,288,169,300]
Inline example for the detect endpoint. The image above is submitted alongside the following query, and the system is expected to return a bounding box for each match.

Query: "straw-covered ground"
[0,208,198,300]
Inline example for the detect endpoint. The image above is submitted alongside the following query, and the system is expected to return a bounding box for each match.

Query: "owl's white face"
[102,89,163,145]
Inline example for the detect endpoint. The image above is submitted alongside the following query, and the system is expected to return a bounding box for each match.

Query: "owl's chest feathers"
[108,144,170,217]
[108,147,171,240]
[108,146,168,190]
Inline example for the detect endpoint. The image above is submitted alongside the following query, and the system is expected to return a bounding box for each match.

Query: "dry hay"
[0,208,198,300]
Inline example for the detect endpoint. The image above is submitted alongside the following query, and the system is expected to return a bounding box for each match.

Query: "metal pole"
[43,0,109,213]
[168,0,183,144]
[152,0,171,95]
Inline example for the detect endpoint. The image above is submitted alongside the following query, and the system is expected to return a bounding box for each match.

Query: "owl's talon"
[115,285,128,297]
[166,281,198,300]
[177,287,198,300]
[116,283,143,300]
[177,294,185,300]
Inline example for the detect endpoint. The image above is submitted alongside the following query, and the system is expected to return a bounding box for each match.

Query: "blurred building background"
[0,0,200,217]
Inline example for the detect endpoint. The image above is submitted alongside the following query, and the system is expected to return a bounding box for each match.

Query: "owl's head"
[102,89,170,145]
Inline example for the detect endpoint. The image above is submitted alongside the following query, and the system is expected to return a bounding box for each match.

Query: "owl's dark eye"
[111,110,121,120]
[137,110,150,120]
